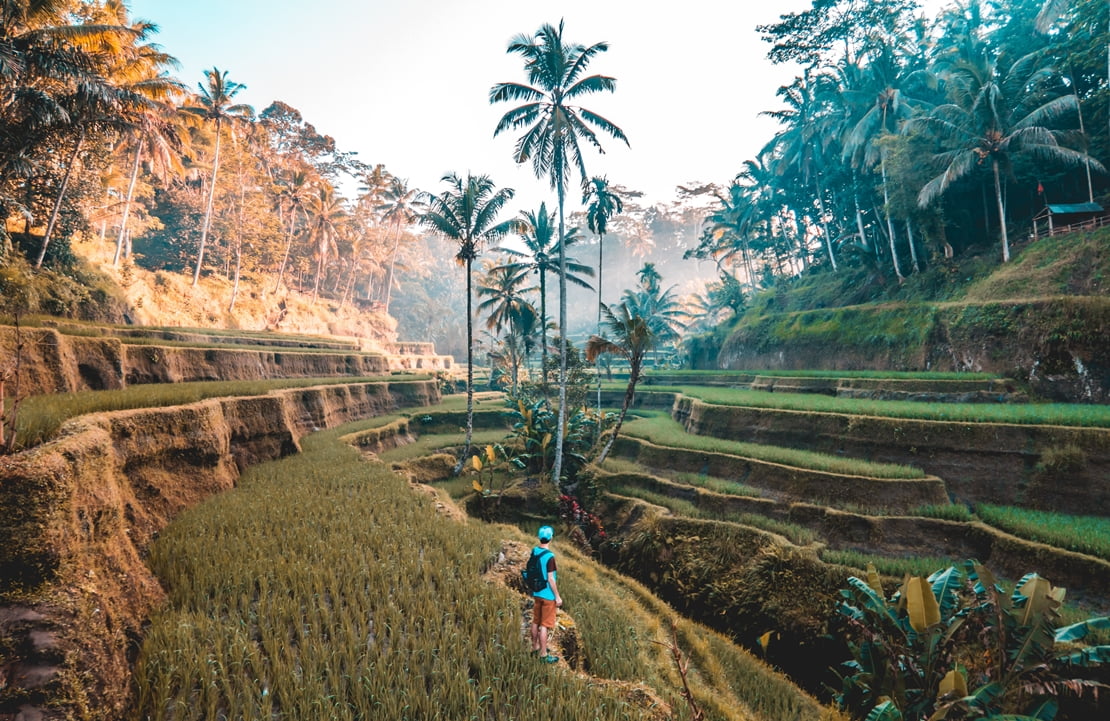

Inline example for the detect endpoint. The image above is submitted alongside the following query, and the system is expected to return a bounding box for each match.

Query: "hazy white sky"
[128,0,946,214]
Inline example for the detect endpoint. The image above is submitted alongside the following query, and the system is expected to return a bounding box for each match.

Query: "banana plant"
[835,560,1109,721]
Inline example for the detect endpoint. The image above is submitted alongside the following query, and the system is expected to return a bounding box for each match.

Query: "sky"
[122,0,887,214]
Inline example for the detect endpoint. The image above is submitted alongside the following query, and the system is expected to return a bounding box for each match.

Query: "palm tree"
[181,67,253,286]
[494,202,594,390]
[585,302,655,464]
[477,263,537,393]
[583,176,622,327]
[841,47,933,280]
[303,185,346,303]
[110,36,186,267]
[376,177,421,313]
[491,19,628,484]
[419,172,515,473]
[0,0,136,258]
[583,175,622,421]
[271,167,312,290]
[909,50,1103,262]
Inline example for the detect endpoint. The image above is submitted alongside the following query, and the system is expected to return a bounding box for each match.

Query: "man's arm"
[547,571,562,607]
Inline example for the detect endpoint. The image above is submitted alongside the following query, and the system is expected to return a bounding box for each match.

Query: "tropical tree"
[622,263,686,348]
[376,177,421,313]
[490,19,628,484]
[181,67,253,285]
[583,175,622,421]
[0,0,137,258]
[419,172,515,473]
[583,176,623,326]
[271,166,312,290]
[109,32,186,267]
[909,50,1103,262]
[303,184,346,303]
[494,202,594,390]
[477,263,537,393]
[585,301,655,464]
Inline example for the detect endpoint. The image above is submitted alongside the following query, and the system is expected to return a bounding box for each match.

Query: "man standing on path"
[529,525,562,663]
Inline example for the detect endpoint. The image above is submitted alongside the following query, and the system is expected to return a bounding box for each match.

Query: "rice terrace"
[2,1,1110,720]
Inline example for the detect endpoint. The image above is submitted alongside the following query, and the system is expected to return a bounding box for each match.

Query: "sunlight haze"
[126,0,940,212]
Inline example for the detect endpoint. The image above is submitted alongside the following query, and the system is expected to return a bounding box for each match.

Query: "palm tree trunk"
[115,136,144,267]
[552,182,568,485]
[816,179,837,271]
[383,224,401,313]
[36,130,85,269]
[193,118,224,286]
[596,231,604,432]
[854,189,868,252]
[229,241,243,311]
[880,156,904,281]
[539,269,548,394]
[993,159,1010,262]
[905,219,920,273]
[273,210,296,292]
[597,356,640,464]
[455,255,475,475]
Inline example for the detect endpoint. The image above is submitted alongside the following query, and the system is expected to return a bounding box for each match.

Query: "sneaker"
[541,655,559,664]
[529,649,539,657]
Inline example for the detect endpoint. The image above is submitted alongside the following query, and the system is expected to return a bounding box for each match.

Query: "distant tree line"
[0,0,426,316]
[687,0,1109,291]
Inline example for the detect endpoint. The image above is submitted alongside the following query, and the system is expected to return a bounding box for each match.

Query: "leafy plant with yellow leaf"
[833,560,1109,721]
[502,392,597,482]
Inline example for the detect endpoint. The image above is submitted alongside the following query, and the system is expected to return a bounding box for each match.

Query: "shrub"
[834,560,1109,721]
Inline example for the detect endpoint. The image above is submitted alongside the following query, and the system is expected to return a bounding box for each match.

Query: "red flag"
[1037,182,1044,194]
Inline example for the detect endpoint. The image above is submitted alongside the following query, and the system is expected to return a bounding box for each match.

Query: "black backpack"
[522,549,552,593]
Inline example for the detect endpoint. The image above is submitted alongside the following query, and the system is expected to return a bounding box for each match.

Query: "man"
[529,525,562,663]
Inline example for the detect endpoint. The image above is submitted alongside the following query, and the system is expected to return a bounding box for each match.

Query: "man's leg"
[537,624,549,657]
[530,621,540,652]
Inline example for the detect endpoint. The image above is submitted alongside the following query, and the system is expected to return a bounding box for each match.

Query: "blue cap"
[538,525,554,541]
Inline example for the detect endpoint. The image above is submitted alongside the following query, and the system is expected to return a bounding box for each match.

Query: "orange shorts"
[532,597,557,629]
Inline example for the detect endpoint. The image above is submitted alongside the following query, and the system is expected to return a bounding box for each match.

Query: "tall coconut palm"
[494,202,594,391]
[909,50,1103,262]
[376,177,421,313]
[583,175,622,420]
[490,19,628,483]
[583,176,622,327]
[110,37,186,267]
[303,184,346,303]
[181,67,253,286]
[271,167,312,290]
[419,172,515,473]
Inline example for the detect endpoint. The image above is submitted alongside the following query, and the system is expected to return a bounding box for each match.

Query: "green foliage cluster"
[975,505,1110,562]
[0,256,129,322]
[834,561,1109,721]
[133,418,829,721]
[620,412,925,479]
[676,386,1110,428]
[724,303,938,361]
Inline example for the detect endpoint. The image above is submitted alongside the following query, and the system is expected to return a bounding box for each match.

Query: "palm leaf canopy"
[490,19,628,193]
[419,172,515,264]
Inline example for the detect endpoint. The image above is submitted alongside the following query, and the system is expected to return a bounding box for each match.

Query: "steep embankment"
[0,380,438,719]
[709,232,1110,402]
[0,325,450,397]
[674,395,1110,515]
